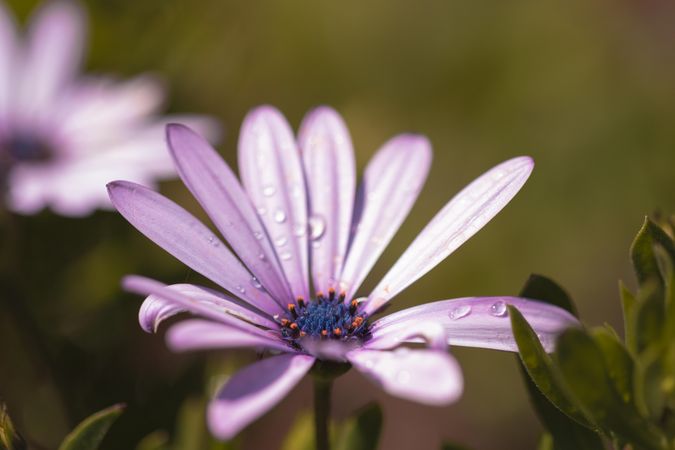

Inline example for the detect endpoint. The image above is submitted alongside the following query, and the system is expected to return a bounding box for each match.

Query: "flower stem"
[313,377,332,450]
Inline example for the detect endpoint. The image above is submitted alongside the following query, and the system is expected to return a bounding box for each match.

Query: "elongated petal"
[167,124,291,306]
[238,106,309,300]
[139,283,277,333]
[0,2,17,126]
[340,135,431,300]
[107,182,280,313]
[208,354,314,439]
[123,275,278,340]
[369,296,579,352]
[365,321,446,351]
[365,157,534,314]
[18,1,84,123]
[166,319,291,353]
[348,348,463,406]
[299,107,355,292]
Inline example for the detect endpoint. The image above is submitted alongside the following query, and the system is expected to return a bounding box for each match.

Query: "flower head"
[109,106,578,439]
[0,1,219,216]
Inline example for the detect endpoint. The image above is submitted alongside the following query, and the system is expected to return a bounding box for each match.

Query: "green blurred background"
[2,0,675,448]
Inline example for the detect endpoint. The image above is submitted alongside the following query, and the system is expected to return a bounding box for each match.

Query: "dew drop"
[274,210,287,223]
[235,285,246,294]
[250,277,263,290]
[257,207,267,216]
[263,185,276,197]
[293,223,307,237]
[448,305,471,320]
[279,251,292,261]
[489,300,507,317]
[275,236,288,247]
[258,253,267,261]
[253,231,264,240]
[309,215,326,240]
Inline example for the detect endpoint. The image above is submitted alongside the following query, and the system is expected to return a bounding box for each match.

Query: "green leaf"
[630,217,674,289]
[58,404,125,450]
[537,433,553,450]
[509,305,594,430]
[519,274,579,318]
[0,404,25,450]
[281,411,314,450]
[135,431,170,450]
[555,328,666,450]
[634,280,666,354]
[334,404,383,450]
[619,281,637,353]
[592,327,636,407]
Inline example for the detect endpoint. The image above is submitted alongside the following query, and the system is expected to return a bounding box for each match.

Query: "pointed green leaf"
[519,274,578,318]
[631,217,672,289]
[58,404,125,450]
[135,431,170,450]
[634,280,666,354]
[335,404,383,450]
[591,327,635,407]
[619,281,637,353]
[509,306,594,430]
[0,404,25,450]
[555,328,665,450]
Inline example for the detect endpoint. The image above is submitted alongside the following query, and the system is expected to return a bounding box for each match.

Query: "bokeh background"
[2,0,675,449]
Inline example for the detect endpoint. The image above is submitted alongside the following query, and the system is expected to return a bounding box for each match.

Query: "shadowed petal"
[299,107,355,292]
[365,157,534,314]
[124,275,278,340]
[0,2,17,125]
[365,321,446,351]
[348,348,463,406]
[107,182,280,314]
[18,1,85,123]
[139,283,277,333]
[167,124,291,306]
[239,106,309,300]
[208,354,315,440]
[166,319,290,353]
[369,296,579,352]
[340,134,431,300]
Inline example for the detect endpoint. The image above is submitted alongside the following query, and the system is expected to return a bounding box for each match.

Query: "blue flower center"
[278,289,370,347]
[1,133,53,164]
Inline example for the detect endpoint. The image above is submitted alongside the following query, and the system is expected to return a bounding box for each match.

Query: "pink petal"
[365,156,534,314]
[238,106,309,300]
[167,124,291,307]
[369,296,579,353]
[339,134,431,300]
[18,1,85,124]
[298,107,355,293]
[0,1,17,126]
[208,354,314,440]
[107,182,280,313]
[348,348,463,406]
[365,321,447,351]
[124,275,277,340]
[139,283,277,333]
[166,319,290,353]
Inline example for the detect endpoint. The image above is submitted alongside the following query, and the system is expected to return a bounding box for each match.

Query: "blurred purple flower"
[108,106,577,439]
[0,1,219,216]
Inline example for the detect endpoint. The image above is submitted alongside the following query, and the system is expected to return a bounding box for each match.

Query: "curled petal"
[348,348,463,406]
[208,354,314,440]
[369,296,579,353]
[366,156,534,315]
[166,319,290,353]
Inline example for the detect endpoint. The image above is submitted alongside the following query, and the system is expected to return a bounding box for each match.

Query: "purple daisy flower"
[0,1,218,216]
[108,106,577,440]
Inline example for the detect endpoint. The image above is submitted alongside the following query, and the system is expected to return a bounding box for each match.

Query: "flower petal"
[0,2,17,125]
[18,1,84,124]
[167,124,291,306]
[348,348,463,406]
[238,106,309,300]
[107,182,280,313]
[298,107,355,292]
[139,283,277,333]
[369,296,579,352]
[339,134,431,300]
[208,354,314,440]
[124,275,278,340]
[365,156,534,314]
[365,321,447,351]
[166,319,291,353]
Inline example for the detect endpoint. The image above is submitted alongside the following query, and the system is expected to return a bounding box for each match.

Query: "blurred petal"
[123,275,277,340]
[208,354,314,440]
[108,182,280,313]
[139,283,277,333]
[238,106,309,300]
[365,157,534,314]
[0,1,17,126]
[167,124,291,306]
[340,134,431,300]
[18,1,85,123]
[166,319,290,353]
[369,296,579,352]
[299,107,355,292]
[348,348,463,406]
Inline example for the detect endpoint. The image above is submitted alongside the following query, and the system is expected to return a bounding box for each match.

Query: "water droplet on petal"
[257,207,267,216]
[449,305,471,320]
[293,223,307,237]
[253,231,264,240]
[275,236,288,247]
[274,210,287,223]
[489,300,507,317]
[263,185,276,197]
[258,252,267,261]
[309,215,326,240]
[250,277,263,290]
[235,285,246,294]
[280,251,292,261]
